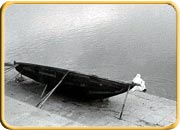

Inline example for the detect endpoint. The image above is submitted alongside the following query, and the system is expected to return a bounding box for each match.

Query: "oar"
[118,84,131,120]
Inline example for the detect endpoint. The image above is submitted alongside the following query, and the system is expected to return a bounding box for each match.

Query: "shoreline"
[4,69,176,127]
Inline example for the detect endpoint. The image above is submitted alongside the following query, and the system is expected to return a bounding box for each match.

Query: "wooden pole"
[36,71,69,108]
[119,84,131,120]
[40,84,48,98]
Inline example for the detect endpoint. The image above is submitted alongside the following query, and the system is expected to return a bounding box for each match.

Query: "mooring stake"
[119,84,131,120]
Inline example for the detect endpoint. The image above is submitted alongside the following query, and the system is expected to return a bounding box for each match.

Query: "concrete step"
[4,96,83,126]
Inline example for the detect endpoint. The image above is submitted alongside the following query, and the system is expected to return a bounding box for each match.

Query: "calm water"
[5,4,176,100]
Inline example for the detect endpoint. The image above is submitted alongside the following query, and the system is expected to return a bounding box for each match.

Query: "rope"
[5,66,13,70]
[5,67,14,73]
[5,73,20,83]
[5,69,23,83]
[4,64,18,73]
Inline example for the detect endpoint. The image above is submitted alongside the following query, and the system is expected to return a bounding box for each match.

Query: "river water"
[4,4,176,100]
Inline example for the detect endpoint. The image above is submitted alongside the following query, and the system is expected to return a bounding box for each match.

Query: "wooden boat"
[14,61,136,100]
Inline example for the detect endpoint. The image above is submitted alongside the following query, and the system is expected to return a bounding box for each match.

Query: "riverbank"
[3,69,177,127]
[4,92,176,127]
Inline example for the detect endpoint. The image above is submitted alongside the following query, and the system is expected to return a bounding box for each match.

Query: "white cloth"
[131,74,146,92]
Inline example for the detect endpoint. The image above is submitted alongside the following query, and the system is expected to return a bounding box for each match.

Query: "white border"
[0,0,179,130]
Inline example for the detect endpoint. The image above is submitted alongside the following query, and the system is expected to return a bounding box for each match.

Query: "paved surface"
[5,96,83,126]
[4,69,177,127]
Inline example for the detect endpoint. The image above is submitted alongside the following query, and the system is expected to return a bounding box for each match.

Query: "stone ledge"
[4,70,176,127]
[4,96,83,126]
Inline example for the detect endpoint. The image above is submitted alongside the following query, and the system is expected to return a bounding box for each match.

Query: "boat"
[14,61,136,100]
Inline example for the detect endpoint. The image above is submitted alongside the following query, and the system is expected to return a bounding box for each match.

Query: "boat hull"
[14,62,135,99]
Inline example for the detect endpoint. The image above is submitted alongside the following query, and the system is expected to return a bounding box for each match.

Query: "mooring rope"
[5,73,20,83]
[4,64,18,73]
[5,69,23,83]
[5,66,13,70]
[5,67,14,73]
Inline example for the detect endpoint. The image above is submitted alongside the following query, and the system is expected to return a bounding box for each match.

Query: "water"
[5,4,176,100]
